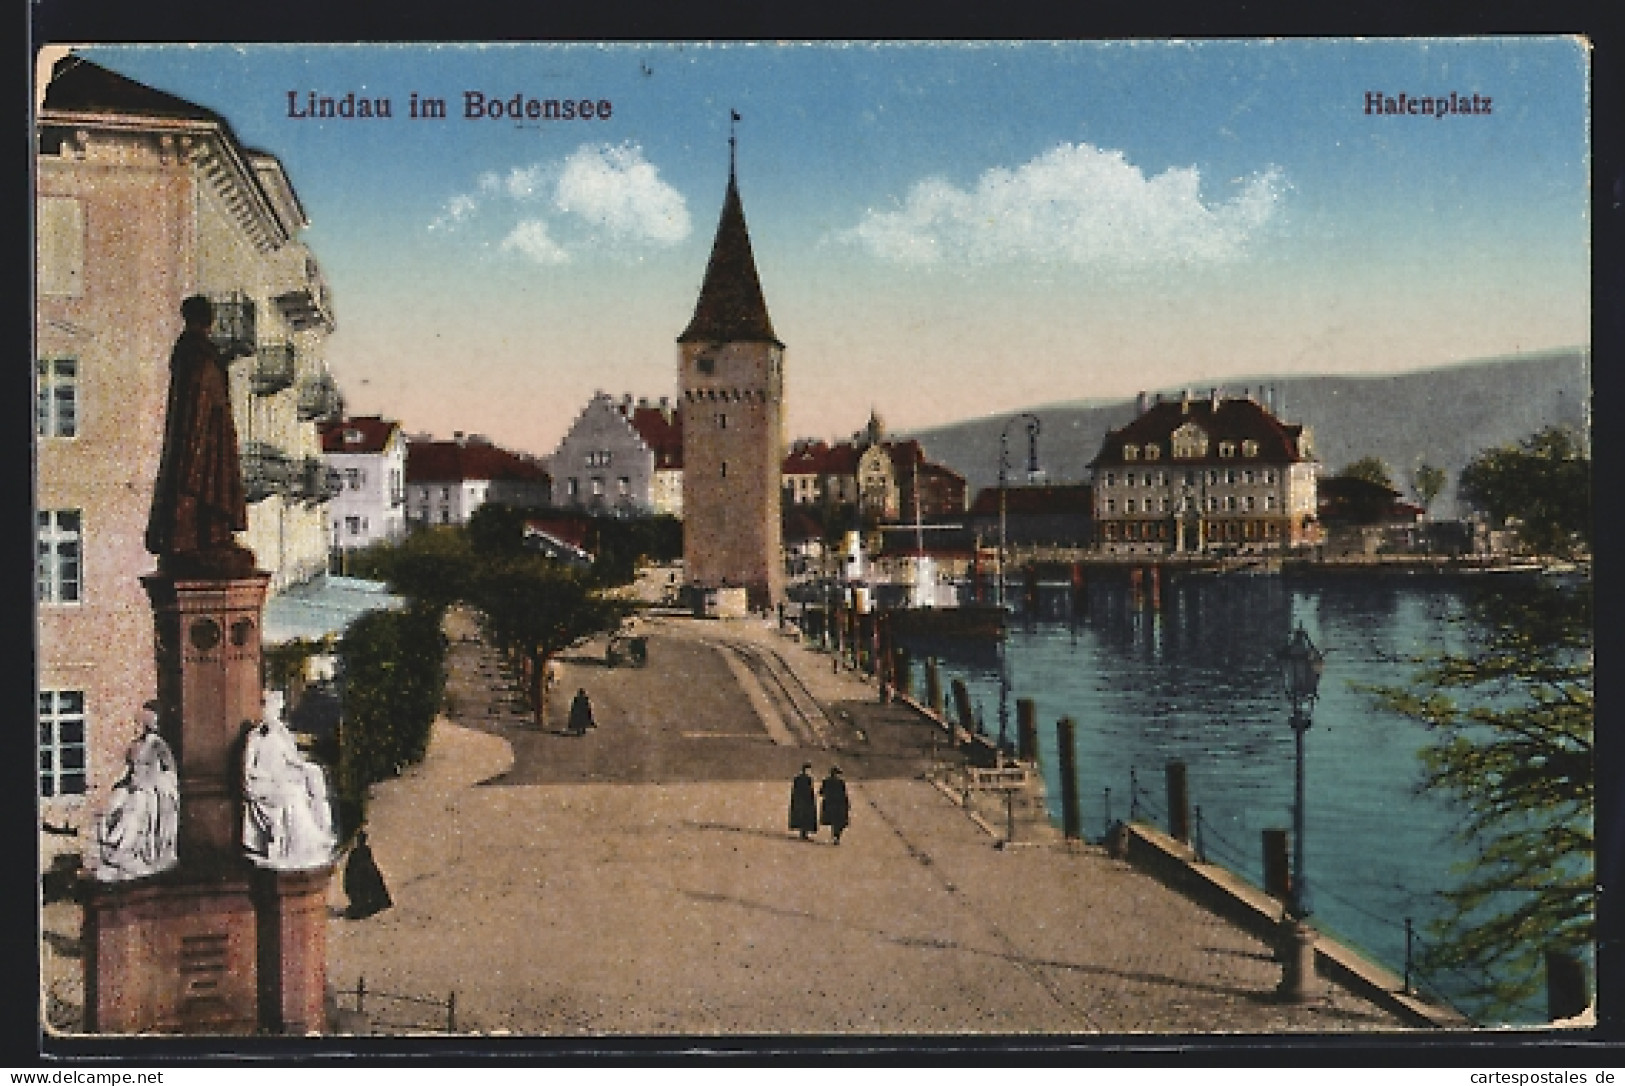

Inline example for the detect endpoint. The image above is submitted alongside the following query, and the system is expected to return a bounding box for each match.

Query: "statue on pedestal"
[145,294,255,579]
[92,703,180,882]
[242,690,335,870]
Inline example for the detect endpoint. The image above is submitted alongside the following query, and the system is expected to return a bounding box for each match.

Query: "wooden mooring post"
[1263,828,1290,900]
[1016,698,1037,762]
[1165,760,1190,844]
[1056,716,1081,840]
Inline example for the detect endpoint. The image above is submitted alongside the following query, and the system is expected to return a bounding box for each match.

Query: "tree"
[471,557,627,728]
[1458,427,1591,558]
[1411,463,1449,516]
[1340,456,1395,490]
[466,502,531,558]
[1370,579,1593,1020]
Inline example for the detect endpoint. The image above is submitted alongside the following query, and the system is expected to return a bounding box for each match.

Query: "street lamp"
[995,413,1040,755]
[1276,623,1325,1001]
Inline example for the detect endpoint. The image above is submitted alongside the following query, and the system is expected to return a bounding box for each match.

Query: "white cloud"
[553,144,691,246]
[846,143,1286,270]
[430,145,688,263]
[500,220,570,265]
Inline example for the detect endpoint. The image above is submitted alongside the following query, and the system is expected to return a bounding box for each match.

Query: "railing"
[291,457,342,504]
[253,343,296,395]
[1113,764,1479,1023]
[242,441,293,503]
[338,976,458,1033]
[207,291,256,359]
[297,372,343,420]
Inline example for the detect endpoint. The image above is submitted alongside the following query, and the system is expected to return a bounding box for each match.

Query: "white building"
[320,416,407,554]
[550,392,684,517]
[35,54,343,829]
[405,433,551,528]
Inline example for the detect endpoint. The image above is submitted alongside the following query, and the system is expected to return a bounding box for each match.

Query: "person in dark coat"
[145,295,254,578]
[788,763,818,840]
[819,766,850,844]
[567,688,596,735]
[342,829,392,919]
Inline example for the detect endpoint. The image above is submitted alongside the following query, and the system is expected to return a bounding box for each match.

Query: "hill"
[902,349,1590,518]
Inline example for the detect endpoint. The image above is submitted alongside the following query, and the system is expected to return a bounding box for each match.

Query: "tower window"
[721,462,728,478]
[697,357,715,375]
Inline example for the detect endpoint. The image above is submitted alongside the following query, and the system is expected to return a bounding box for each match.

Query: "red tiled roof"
[523,514,593,552]
[407,439,549,484]
[627,405,684,468]
[320,416,399,455]
[783,441,861,476]
[967,484,1093,517]
[1090,396,1307,468]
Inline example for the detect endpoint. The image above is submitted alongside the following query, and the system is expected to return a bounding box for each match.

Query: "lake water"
[895,570,1576,1025]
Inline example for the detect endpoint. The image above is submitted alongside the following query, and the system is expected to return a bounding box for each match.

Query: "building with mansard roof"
[35,54,345,830]
[550,391,683,516]
[1088,390,1321,556]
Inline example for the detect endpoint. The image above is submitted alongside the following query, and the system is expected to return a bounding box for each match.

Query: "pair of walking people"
[788,763,849,844]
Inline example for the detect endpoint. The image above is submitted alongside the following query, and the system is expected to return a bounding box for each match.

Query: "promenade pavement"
[325,608,1408,1037]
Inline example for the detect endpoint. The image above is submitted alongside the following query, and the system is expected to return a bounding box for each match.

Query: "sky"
[62,38,1591,459]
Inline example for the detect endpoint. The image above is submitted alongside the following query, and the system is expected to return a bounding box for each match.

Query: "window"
[345,516,362,536]
[39,690,87,798]
[37,358,78,438]
[1245,495,1256,512]
[345,468,362,490]
[697,357,715,375]
[1207,471,1219,486]
[1126,499,1137,514]
[1265,470,1277,485]
[1266,495,1277,511]
[566,478,579,498]
[586,451,613,468]
[1105,499,1116,514]
[1103,472,1115,487]
[1145,445,1161,461]
[1219,442,1236,458]
[1125,472,1135,487]
[721,462,728,478]
[1244,470,1255,485]
[1242,440,1260,457]
[591,478,605,496]
[37,510,81,604]
[618,476,630,496]
[440,486,451,500]
[1123,445,1139,461]
[1226,470,1237,485]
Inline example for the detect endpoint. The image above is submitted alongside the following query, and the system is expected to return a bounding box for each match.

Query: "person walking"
[788,763,818,841]
[567,688,596,735]
[819,766,850,845]
[343,828,393,919]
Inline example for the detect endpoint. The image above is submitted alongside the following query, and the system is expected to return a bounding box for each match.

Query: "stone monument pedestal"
[83,569,334,1035]
[84,873,258,1034]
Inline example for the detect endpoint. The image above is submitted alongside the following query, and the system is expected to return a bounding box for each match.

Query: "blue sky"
[64,39,1590,457]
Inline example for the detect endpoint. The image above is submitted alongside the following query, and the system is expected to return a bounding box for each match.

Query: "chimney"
[637,397,649,409]
[1209,387,1221,411]
[454,430,466,445]
[1136,391,1150,415]
[1180,389,1191,415]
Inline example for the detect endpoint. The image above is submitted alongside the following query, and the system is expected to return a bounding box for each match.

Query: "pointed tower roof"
[679,169,782,347]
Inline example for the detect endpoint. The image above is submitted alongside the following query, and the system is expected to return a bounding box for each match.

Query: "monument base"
[84,871,259,1035]
[253,864,334,1035]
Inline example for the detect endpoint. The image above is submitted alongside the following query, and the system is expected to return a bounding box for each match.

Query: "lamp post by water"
[995,413,1041,754]
[1276,623,1325,1001]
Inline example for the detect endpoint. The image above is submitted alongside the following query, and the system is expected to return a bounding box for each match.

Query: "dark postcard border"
[19,0,1624,1067]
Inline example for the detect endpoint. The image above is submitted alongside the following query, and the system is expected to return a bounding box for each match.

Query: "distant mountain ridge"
[902,349,1590,518]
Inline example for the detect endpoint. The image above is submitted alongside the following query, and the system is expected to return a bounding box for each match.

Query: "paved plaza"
[323,609,1409,1037]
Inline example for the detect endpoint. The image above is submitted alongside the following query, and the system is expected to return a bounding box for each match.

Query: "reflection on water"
[899,572,1563,1024]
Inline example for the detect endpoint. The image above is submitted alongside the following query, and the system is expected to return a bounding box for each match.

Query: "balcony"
[253,343,296,396]
[296,371,343,421]
[275,254,337,333]
[291,457,342,504]
[207,291,256,359]
[242,442,293,503]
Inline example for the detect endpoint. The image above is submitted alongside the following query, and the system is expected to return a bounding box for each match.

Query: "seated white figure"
[242,689,335,870]
[93,703,180,882]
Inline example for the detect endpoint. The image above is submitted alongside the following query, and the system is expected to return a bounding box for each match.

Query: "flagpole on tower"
[730,109,741,177]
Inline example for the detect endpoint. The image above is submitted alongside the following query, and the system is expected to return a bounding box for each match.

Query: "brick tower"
[678,137,784,610]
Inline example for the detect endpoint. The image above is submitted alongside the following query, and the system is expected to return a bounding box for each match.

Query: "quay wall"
[883,680,1469,1031]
